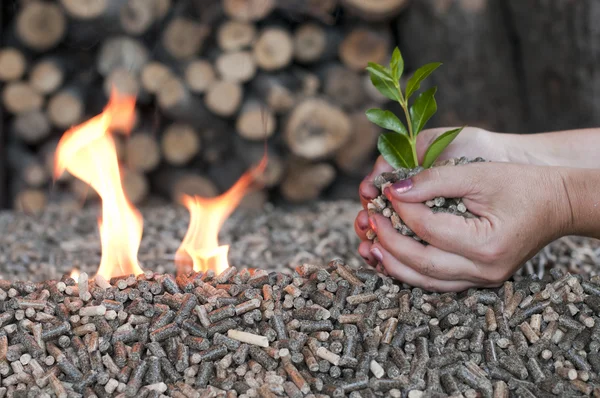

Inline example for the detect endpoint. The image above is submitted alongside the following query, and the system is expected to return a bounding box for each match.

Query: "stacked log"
[1,0,406,211]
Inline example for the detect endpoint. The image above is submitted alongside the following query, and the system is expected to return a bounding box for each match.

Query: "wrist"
[499,133,548,165]
[557,167,600,239]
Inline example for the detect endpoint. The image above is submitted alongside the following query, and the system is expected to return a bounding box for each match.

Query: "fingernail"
[371,247,383,262]
[391,178,413,194]
[368,216,377,233]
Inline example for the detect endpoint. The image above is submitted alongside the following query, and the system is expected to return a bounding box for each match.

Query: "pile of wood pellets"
[0,256,599,398]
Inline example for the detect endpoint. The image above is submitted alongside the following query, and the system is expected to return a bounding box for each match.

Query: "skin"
[355,127,600,292]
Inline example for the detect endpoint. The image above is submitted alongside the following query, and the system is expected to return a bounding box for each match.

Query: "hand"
[366,162,572,291]
[355,127,512,266]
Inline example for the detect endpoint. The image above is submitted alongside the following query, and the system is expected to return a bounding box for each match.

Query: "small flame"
[176,156,267,275]
[70,269,80,280]
[54,88,143,280]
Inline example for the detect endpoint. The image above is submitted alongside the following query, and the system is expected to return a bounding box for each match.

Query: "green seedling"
[365,47,464,169]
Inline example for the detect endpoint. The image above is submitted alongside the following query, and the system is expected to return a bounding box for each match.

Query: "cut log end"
[171,174,219,203]
[125,133,161,172]
[324,65,365,109]
[339,28,390,71]
[47,90,84,129]
[141,62,173,94]
[162,18,210,60]
[17,2,66,51]
[120,0,156,35]
[285,98,352,160]
[0,48,26,82]
[122,169,149,205]
[335,111,379,176]
[161,123,201,166]
[185,60,215,93]
[293,23,327,64]
[281,161,336,202]
[217,20,257,51]
[157,75,188,111]
[60,0,109,19]
[104,67,140,97]
[236,101,276,140]
[224,0,276,22]
[253,28,294,71]
[340,0,409,21]
[2,82,44,115]
[216,51,257,83]
[97,36,150,77]
[205,80,243,117]
[14,189,48,215]
[29,59,64,95]
[12,110,51,145]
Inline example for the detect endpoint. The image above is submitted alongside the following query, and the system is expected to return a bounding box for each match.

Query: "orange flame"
[54,88,143,280]
[176,156,267,275]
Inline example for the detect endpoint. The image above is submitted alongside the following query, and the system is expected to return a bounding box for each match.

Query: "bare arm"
[561,167,600,239]
[504,128,600,169]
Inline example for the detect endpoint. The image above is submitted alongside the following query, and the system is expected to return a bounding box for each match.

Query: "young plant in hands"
[364,47,485,244]
[365,47,464,170]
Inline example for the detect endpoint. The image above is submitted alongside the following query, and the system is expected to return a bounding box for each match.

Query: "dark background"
[1,0,598,210]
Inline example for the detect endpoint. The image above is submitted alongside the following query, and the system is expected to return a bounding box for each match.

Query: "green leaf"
[405,62,442,100]
[390,48,404,82]
[410,86,437,135]
[369,73,402,102]
[377,132,416,169]
[365,109,408,136]
[366,62,393,83]
[422,127,464,168]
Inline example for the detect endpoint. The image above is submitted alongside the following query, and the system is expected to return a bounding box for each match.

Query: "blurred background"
[0,0,598,213]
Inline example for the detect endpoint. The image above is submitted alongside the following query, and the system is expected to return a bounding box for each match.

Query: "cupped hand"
[358,127,509,208]
[355,127,512,267]
[365,162,572,291]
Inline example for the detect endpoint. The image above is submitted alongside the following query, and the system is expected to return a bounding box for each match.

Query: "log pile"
[1,0,411,212]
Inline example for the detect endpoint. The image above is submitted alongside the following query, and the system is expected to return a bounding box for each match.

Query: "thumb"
[384,164,482,203]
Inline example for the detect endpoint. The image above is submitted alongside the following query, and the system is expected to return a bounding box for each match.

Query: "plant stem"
[395,81,418,167]
[399,98,418,167]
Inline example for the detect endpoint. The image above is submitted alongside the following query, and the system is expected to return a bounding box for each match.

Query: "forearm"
[503,128,600,169]
[561,167,600,239]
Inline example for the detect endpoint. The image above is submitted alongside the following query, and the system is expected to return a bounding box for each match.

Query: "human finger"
[359,156,394,207]
[358,240,377,267]
[383,163,487,204]
[370,243,476,292]
[369,213,484,282]
[354,210,371,241]
[388,199,491,258]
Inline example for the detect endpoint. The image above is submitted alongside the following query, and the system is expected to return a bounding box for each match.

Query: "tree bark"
[398,0,524,132]
[506,0,600,132]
